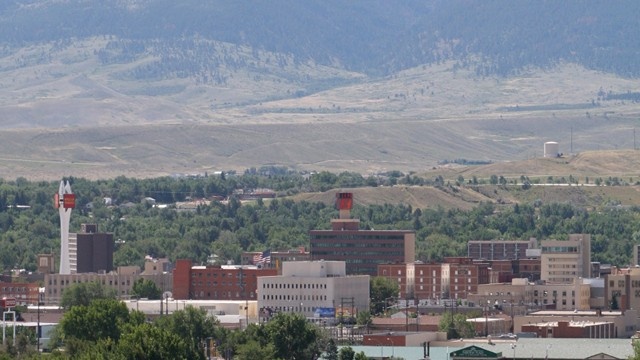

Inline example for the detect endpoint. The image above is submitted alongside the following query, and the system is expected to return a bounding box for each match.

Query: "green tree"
[155,306,220,359]
[60,282,116,309]
[324,338,338,360]
[354,352,368,360]
[59,299,139,344]
[131,278,162,300]
[338,345,355,360]
[370,277,399,315]
[235,339,277,360]
[115,322,193,360]
[263,312,323,360]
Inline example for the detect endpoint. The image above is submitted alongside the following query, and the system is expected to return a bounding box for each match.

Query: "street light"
[37,287,45,353]
[510,343,516,360]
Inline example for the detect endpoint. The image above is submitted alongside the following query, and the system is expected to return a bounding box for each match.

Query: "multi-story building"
[45,267,144,303]
[541,234,591,284]
[604,266,640,312]
[310,192,415,276]
[469,278,591,311]
[0,282,39,305]
[172,259,277,300]
[69,223,114,274]
[442,257,490,300]
[257,261,369,319]
[485,258,541,283]
[467,238,537,261]
[378,263,414,300]
[377,258,489,301]
[43,257,173,304]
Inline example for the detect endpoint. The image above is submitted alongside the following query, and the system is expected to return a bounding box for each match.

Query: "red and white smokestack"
[336,192,353,219]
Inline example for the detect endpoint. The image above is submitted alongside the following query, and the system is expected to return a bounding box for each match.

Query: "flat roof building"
[541,234,591,284]
[257,260,369,320]
[310,192,415,276]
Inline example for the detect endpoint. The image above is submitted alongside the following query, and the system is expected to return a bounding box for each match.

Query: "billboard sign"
[1,297,16,308]
[313,307,336,318]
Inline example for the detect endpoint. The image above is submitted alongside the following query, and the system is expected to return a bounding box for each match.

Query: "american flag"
[253,250,271,264]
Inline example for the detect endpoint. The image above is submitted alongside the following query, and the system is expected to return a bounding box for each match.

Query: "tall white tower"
[54,180,75,274]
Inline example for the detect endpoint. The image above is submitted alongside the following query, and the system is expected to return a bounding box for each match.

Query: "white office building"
[257,261,369,319]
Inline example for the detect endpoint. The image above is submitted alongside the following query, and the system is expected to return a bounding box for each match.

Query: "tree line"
[0,173,639,271]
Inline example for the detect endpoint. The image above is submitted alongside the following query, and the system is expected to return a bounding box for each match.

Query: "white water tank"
[544,141,559,158]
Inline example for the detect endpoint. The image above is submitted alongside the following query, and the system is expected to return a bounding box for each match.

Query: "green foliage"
[438,312,476,340]
[59,299,135,344]
[338,345,355,360]
[370,277,399,315]
[323,338,338,360]
[235,339,277,360]
[131,278,161,300]
[1,175,640,273]
[115,323,193,360]
[155,306,221,359]
[262,312,324,360]
[60,282,117,309]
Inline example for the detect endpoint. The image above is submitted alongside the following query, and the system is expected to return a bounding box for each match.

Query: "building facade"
[604,266,640,312]
[69,224,114,274]
[0,282,39,306]
[172,259,277,300]
[257,261,369,319]
[469,278,591,312]
[467,238,537,261]
[540,234,591,284]
[310,193,415,276]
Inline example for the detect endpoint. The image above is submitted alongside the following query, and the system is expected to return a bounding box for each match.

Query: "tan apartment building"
[469,278,591,311]
[604,266,640,311]
[541,234,591,284]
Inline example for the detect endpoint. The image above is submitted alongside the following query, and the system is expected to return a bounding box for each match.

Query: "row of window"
[1,287,31,292]
[262,294,327,301]
[313,251,404,257]
[193,291,255,299]
[311,235,405,240]
[192,272,257,278]
[48,278,132,286]
[262,283,327,289]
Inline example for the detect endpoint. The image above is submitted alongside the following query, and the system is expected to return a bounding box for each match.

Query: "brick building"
[377,257,489,301]
[0,282,39,306]
[173,259,277,300]
[310,192,415,276]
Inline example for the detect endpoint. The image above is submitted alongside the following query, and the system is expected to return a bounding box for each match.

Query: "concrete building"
[541,234,591,284]
[257,260,369,319]
[123,299,259,329]
[45,268,139,303]
[69,224,114,274]
[604,266,640,312]
[467,238,537,261]
[514,309,637,338]
[310,192,415,276]
[468,278,591,312]
[172,259,277,300]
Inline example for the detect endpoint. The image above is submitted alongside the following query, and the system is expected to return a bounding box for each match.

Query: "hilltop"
[291,149,640,210]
